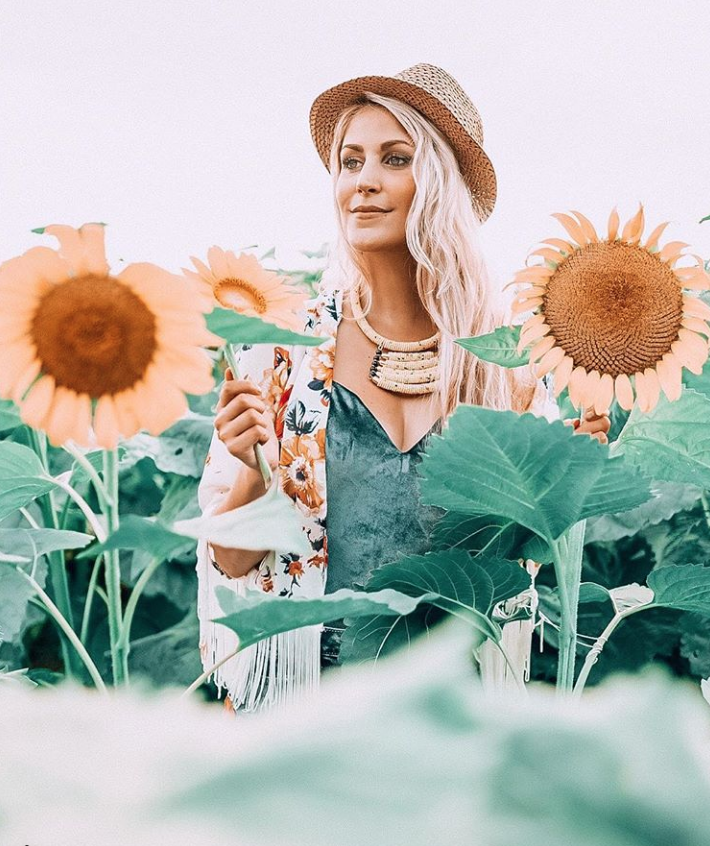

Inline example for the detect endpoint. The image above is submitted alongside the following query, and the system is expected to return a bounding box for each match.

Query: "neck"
[354,248,436,340]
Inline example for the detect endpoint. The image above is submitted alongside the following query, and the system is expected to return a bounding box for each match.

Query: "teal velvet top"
[323,380,444,608]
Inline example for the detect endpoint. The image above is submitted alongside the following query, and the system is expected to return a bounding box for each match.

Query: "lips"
[352,207,390,213]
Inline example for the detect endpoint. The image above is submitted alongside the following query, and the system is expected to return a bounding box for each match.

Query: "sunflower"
[0,223,218,449]
[184,247,308,331]
[511,205,710,413]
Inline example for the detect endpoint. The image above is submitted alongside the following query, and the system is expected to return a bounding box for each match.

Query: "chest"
[330,317,440,454]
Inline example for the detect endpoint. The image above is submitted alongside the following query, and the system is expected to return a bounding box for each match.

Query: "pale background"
[2,0,709,288]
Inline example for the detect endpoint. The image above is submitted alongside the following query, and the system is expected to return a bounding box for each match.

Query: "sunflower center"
[31,275,158,396]
[542,242,683,377]
[213,278,268,314]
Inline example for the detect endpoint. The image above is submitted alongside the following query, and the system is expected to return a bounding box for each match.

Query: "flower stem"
[28,428,77,679]
[13,566,107,693]
[223,344,272,490]
[51,476,107,543]
[550,519,587,694]
[102,449,128,686]
[80,552,105,644]
[117,556,163,653]
[182,643,241,699]
[63,442,110,511]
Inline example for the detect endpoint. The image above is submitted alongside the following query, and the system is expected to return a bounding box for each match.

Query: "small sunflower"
[184,247,308,331]
[511,205,710,413]
[0,223,218,448]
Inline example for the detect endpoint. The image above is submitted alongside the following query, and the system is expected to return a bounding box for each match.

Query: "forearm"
[209,466,271,578]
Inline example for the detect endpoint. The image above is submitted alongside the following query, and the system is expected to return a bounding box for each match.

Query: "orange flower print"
[287,559,304,578]
[280,434,324,513]
[275,384,293,441]
[308,342,334,405]
[264,346,292,417]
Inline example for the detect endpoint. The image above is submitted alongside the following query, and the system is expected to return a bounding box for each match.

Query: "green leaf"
[0,442,55,521]
[213,587,431,651]
[0,528,92,559]
[419,406,651,542]
[119,412,213,477]
[456,325,529,367]
[173,482,312,558]
[128,612,202,686]
[648,564,710,615]
[340,550,527,662]
[614,389,710,487]
[585,482,702,543]
[0,557,48,643]
[206,307,324,347]
[77,515,194,561]
[0,399,22,433]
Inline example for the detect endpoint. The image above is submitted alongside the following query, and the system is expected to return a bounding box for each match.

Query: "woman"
[196,63,610,713]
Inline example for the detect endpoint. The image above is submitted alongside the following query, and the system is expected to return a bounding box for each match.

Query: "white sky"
[2,0,709,288]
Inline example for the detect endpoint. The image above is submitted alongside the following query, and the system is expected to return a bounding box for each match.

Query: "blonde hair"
[317,92,540,421]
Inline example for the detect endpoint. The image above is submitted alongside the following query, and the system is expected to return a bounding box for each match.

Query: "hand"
[214,367,279,471]
[564,408,611,445]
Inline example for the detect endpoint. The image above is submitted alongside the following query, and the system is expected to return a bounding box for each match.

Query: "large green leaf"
[128,612,202,687]
[206,307,325,347]
[585,481,701,543]
[174,482,311,557]
[648,564,710,615]
[431,512,553,563]
[213,586,432,650]
[0,528,92,559]
[77,515,194,561]
[119,412,214,477]
[0,442,55,521]
[614,389,710,487]
[340,550,528,662]
[419,406,651,542]
[456,325,530,367]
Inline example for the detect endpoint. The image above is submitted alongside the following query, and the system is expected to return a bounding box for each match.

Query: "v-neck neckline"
[331,380,440,456]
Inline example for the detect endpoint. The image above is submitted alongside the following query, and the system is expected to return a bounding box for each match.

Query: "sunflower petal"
[594,373,615,415]
[656,355,683,401]
[644,368,661,411]
[659,241,690,264]
[614,373,634,411]
[540,238,576,254]
[511,297,544,316]
[579,370,601,412]
[671,337,706,375]
[552,356,574,397]
[19,376,56,430]
[534,345,565,378]
[678,327,710,361]
[644,221,671,252]
[567,366,588,408]
[529,248,566,266]
[94,395,121,450]
[514,266,554,281]
[44,224,109,277]
[529,335,556,365]
[620,203,645,245]
[517,321,550,352]
[607,207,620,241]
[681,316,710,338]
[551,212,588,246]
[682,295,710,321]
[569,210,599,243]
[633,371,651,413]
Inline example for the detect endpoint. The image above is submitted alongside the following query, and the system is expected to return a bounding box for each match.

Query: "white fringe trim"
[196,541,322,714]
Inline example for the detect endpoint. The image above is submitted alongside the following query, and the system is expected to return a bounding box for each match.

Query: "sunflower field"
[3,211,710,844]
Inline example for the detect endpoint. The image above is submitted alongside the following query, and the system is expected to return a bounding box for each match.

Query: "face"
[335,106,416,254]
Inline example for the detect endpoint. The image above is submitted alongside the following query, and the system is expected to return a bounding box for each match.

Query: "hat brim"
[309,74,497,223]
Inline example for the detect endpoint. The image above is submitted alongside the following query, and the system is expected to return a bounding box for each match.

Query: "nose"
[355,158,380,195]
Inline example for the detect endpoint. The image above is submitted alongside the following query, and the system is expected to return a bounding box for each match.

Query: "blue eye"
[341,154,411,170]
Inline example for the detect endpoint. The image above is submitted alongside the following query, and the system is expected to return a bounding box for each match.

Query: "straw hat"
[309,62,497,223]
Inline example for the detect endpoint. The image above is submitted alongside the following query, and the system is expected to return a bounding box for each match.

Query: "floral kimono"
[196,284,559,713]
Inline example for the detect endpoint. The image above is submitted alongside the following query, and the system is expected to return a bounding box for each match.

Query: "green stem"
[14,566,107,693]
[700,492,710,533]
[80,552,105,644]
[182,642,241,699]
[550,519,587,694]
[224,344,272,489]
[28,428,76,678]
[50,476,106,542]
[63,443,110,511]
[573,605,646,698]
[102,449,128,686]
[117,556,163,653]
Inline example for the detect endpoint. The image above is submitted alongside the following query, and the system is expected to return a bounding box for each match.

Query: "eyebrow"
[340,139,414,152]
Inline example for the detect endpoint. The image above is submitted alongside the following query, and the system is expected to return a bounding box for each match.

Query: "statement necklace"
[349,287,440,396]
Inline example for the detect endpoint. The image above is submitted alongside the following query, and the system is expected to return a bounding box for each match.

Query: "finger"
[217,405,268,439]
[224,426,269,457]
[591,431,608,445]
[225,367,234,381]
[578,418,610,435]
[220,378,263,406]
[215,393,266,428]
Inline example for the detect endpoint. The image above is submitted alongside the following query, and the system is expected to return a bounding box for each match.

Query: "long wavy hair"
[317,92,541,420]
